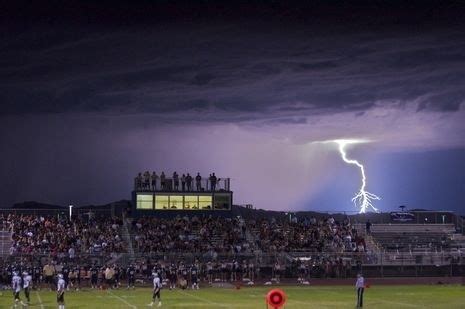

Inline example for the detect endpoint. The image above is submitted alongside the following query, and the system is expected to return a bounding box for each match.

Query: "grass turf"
[0,285,464,308]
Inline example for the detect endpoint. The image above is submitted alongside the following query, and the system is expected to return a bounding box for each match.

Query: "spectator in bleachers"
[7,214,125,257]
[209,173,217,191]
[365,220,372,235]
[135,173,143,190]
[181,174,186,191]
[173,172,179,191]
[186,173,193,191]
[195,173,202,191]
[160,172,166,190]
[143,171,150,190]
[151,172,158,191]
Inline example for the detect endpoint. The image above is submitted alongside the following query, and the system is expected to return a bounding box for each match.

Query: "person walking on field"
[57,273,66,309]
[355,273,365,308]
[148,272,162,307]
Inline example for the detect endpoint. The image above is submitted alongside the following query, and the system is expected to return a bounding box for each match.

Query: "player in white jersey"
[57,273,66,309]
[355,273,365,308]
[12,271,26,307]
[22,271,33,304]
[148,272,162,307]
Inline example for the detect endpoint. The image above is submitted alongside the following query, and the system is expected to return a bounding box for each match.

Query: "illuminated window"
[136,194,153,210]
[184,196,199,210]
[155,195,169,210]
[169,195,183,209]
[199,196,212,210]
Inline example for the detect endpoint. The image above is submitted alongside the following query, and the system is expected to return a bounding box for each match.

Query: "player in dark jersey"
[298,260,307,283]
[178,263,188,290]
[68,267,76,290]
[232,260,240,282]
[33,265,42,289]
[113,265,121,289]
[126,265,136,289]
[62,263,70,290]
[190,264,199,290]
[168,263,177,290]
[90,265,99,289]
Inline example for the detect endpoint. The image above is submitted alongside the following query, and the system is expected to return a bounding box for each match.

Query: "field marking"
[107,290,137,308]
[177,289,228,307]
[35,291,45,309]
[377,299,423,308]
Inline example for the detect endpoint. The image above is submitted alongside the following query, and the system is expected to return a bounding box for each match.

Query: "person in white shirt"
[12,271,25,307]
[22,271,32,304]
[148,272,162,307]
[57,273,66,309]
[355,273,365,308]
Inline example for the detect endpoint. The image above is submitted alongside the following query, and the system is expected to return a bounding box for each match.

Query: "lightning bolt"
[317,139,380,213]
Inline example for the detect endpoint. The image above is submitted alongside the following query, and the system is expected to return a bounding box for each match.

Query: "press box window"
[199,196,212,210]
[155,195,169,210]
[169,195,183,209]
[184,196,199,210]
[136,194,153,210]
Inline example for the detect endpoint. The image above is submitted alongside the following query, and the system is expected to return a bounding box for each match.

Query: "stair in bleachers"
[121,218,135,261]
[0,230,11,257]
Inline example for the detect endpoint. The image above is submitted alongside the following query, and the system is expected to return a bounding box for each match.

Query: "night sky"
[1,1,464,213]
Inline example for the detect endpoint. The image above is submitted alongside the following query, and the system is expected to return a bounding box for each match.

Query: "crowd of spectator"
[135,171,223,192]
[0,212,374,287]
[247,216,366,253]
[126,213,367,257]
[130,215,252,255]
[2,212,366,257]
[2,214,126,258]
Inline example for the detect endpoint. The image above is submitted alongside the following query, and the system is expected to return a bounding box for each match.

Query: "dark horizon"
[1,1,464,214]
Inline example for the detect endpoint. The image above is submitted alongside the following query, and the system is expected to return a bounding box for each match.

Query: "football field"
[0,285,464,308]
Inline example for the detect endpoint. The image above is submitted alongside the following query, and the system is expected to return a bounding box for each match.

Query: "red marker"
[266,289,287,309]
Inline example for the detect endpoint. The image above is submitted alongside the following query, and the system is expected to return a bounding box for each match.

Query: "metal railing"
[134,177,230,192]
[1,251,463,279]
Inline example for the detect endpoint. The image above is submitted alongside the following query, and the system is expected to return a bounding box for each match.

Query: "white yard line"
[377,299,423,308]
[108,290,137,308]
[35,291,45,309]
[177,289,228,307]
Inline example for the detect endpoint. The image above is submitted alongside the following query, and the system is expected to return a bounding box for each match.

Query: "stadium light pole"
[69,204,73,221]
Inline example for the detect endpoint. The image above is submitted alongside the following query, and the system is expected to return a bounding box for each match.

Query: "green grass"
[0,285,464,308]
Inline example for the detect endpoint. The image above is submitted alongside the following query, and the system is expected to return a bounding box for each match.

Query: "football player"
[126,264,136,289]
[148,272,162,307]
[12,271,25,307]
[190,264,199,290]
[23,271,32,304]
[57,273,66,309]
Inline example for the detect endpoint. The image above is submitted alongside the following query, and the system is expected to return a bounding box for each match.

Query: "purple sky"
[1,1,464,213]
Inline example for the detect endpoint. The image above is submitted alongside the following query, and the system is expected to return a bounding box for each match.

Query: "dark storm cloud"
[1,23,464,121]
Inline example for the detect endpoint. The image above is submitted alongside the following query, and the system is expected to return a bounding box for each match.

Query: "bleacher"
[370,224,456,253]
